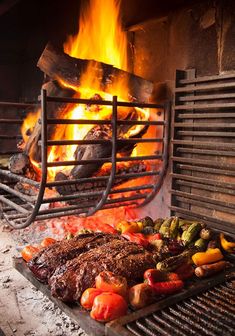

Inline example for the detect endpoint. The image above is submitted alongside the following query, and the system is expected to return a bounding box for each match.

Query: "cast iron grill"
[0,91,170,228]
[170,69,235,235]
[106,273,235,336]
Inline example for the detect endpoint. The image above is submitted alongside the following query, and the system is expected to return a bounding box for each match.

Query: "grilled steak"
[28,233,123,282]
[49,239,156,302]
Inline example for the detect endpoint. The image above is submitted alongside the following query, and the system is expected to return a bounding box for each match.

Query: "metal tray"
[14,257,235,336]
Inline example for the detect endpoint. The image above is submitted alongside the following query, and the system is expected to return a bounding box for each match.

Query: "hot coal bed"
[0,0,235,336]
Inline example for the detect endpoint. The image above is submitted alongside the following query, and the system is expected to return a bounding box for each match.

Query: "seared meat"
[49,239,156,302]
[28,233,123,282]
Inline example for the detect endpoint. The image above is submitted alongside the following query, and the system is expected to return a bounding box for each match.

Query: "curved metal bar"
[87,96,117,216]
[8,89,48,229]
[138,101,171,207]
[0,93,170,228]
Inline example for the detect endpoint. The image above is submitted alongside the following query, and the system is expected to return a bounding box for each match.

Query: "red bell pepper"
[151,280,184,295]
[122,232,149,247]
[144,269,180,285]
[148,233,161,243]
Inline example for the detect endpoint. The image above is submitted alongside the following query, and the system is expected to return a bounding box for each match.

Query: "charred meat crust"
[49,239,156,302]
[28,233,124,282]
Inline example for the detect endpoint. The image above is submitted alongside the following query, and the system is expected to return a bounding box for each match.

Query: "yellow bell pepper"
[116,221,142,234]
[220,233,235,253]
[192,248,223,266]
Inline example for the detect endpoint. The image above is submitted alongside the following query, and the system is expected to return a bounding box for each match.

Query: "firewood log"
[37,43,153,102]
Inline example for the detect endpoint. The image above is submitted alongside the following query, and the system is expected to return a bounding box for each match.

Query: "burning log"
[37,43,153,102]
[8,153,30,175]
[55,161,147,196]
[70,108,148,179]
[8,80,76,175]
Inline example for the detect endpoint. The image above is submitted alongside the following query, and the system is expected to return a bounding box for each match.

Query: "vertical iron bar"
[13,89,48,228]
[87,95,117,215]
[139,101,171,206]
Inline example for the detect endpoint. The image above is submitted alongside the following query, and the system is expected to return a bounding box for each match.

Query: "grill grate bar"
[126,323,148,336]
[161,310,200,335]
[213,285,235,297]
[208,288,235,305]
[196,295,235,320]
[168,305,216,336]
[180,302,224,335]
[189,297,235,329]
[176,302,233,334]
[152,313,189,336]
[223,282,235,290]
[202,292,235,313]
[135,320,159,336]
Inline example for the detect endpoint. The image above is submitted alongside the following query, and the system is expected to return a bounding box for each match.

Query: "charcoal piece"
[28,233,123,283]
[49,239,156,302]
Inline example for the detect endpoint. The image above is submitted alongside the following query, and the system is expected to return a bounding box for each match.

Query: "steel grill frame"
[0,90,170,228]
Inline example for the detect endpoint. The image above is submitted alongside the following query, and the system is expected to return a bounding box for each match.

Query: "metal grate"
[107,277,235,336]
[170,69,235,235]
[0,91,170,228]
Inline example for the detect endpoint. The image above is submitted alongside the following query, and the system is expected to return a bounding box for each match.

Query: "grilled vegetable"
[194,238,208,251]
[159,217,173,237]
[200,228,212,240]
[151,280,184,295]
[220,233,235,253]
[170,217,179,238]
[195,261,231,278]
[66,232,74,240]
[182,222,202,246]
[41,237,57,247]
[179,219,194,228]
[90,292,127,322]
[192,248,223,266]
[95,271,127,297]
[21,245,40,262]
[207,239,219,249]
[156,250,192,272]
[117,221,142,234]
[175,262,194,280]
[142,226,155,235]
[139,216,154,227]
[154,218,164,232]
[80,288,103,310]
[129,283,155,309]
[144,269,168,284]
[167,239,184,255]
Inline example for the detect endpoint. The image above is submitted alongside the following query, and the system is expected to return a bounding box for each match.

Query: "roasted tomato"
[80,288,103,310]
[95,271,127,297]
[90,292,128,322]
[41,237,57,248]
[21,245,40,262]
[129,283,155,309]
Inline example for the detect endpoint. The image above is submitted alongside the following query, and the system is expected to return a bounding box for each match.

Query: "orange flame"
[21,0,153,181]
[64,0,127,70]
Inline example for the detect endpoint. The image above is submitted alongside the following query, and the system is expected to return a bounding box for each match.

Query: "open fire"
[20,0,154,183]
[0,0,169,231]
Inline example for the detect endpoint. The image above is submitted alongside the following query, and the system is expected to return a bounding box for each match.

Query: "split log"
[37,43,153,102]
[70,109,148,179]
[55,161,147,196]
[8,153,30,175]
